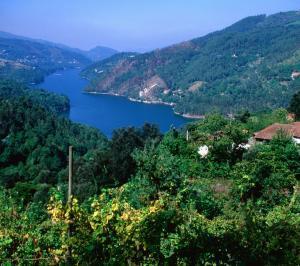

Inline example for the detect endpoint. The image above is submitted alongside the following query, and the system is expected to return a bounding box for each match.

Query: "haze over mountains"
[0,11,299,116]
[82,11,300,116]
[0,31,118,83]
[0,31,119,61]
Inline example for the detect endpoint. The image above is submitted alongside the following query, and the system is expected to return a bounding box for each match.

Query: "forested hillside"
[0,79,162,203]
[0,9,300,265]
[0,37,91,83]
[82,11,300,116]
[0,79,70,113]
[0,79,299,264]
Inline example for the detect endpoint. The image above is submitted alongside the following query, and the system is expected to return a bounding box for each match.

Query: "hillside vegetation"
[0,30,119,62]
[0,79,299,264]
[1,10,300,265]
[82,11,300,116]
[0,37,91,83]
[0,80,162,203]
[0,79,70,113]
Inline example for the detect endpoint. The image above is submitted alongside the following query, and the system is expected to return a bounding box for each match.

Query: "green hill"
[0,30,118,61]
[82,11,300,116]
[0,37,91,83]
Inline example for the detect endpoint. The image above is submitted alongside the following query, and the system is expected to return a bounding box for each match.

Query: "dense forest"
[0,79,299,264]
[82,11,300,116]
[0,80,163,202]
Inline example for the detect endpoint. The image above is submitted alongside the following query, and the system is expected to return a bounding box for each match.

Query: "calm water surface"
[37,69,189,137]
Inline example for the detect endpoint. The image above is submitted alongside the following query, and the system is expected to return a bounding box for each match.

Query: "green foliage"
[1,80,300,264]
[109,123,162,185]
[245,108,290,132]
[0,37,91,83]
[0,79,70,114]
[235,110,251,123]
[0,187,61,263]
[0,81,164,203]
[0,80,108,202]
[288,90,300,120]
[232,133,299,211]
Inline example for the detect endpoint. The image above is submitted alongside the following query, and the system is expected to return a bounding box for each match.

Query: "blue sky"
[0,0,299,52]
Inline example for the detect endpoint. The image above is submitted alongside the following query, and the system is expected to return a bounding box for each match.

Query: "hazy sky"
[0,0,299,52]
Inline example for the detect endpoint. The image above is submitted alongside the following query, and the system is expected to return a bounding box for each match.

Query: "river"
[36,68,189,137]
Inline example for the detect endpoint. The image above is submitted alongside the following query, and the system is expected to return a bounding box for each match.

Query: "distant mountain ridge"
[82,11,300,116]
[85,46,119,61]
[0,37,91,83]
[0,31,119,83]
[0,30,118,62]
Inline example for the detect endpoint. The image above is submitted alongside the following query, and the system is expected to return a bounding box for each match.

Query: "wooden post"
[68,146,73,201]
[186,130,189,141]
[67,146,73,264]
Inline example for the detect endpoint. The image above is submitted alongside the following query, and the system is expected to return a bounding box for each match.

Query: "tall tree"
[288,91,300,120]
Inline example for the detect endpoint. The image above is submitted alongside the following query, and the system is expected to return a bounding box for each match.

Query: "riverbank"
[85,91,203,120]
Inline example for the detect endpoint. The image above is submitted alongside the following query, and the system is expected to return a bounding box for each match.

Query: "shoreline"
[173,111,205,119]
[85,91,203,120]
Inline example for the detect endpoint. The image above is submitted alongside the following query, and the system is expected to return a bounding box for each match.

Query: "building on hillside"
[254,122,300,144]
[291,71,300,80]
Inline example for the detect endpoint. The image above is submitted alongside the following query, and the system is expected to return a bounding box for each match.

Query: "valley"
[0,7,299,265]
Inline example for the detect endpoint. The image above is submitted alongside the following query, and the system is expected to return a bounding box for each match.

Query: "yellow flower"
[92,210,101,218]
[111,203,119,211]
[149,206,157,213]
[121,212,129,220]
[126,224,133,232]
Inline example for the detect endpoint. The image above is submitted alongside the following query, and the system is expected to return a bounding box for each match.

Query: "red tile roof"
[254,122,300,140]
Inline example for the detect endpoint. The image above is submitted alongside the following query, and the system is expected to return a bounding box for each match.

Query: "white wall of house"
[292,137,300,144]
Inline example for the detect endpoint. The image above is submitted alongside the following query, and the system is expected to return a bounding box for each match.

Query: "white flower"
[198,145,209,158]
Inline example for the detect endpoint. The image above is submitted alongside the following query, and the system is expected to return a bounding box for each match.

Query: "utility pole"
[67,146,73,264]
